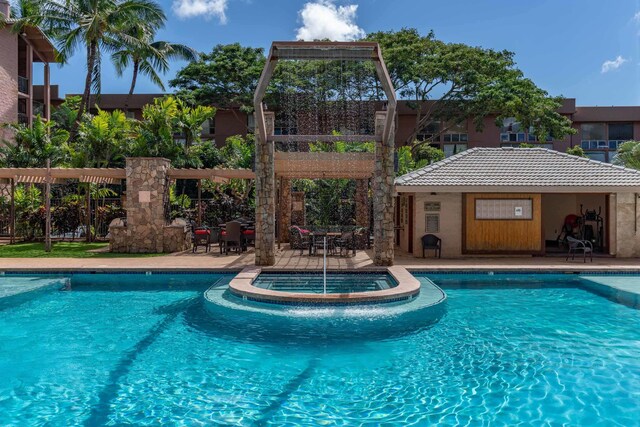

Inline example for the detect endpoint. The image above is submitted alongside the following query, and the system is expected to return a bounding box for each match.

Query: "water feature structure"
[253,41,397,267]
[205,41,447,314]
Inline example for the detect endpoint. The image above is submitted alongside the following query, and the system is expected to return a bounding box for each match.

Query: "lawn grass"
[0,242,166,258]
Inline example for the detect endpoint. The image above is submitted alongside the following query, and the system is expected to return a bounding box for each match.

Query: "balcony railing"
[18,76,29,95]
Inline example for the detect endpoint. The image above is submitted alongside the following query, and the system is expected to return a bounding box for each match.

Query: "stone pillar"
[355,179,370,228]
[124,157,171,253]
[615,192,640,257]
[279,178,292,243]
[373,111,395,265]
[255,112,276,265]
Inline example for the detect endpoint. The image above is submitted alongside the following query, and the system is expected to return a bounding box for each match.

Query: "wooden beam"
[268,135,380,143]
[167,168,254,180]
[274,152,375,179]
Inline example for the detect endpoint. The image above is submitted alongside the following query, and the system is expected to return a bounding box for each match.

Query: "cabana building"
[395,148,640,258]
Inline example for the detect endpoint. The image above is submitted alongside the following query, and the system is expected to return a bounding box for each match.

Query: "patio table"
[308,232,341,256]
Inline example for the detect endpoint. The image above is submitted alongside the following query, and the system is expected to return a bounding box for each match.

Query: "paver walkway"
[0,248,639,271]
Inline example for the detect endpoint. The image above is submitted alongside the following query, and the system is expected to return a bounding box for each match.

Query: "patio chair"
[334,231,355,256]
[421,234,442,258]
[220,221,243,255]
[289,226,311,255]
[192,225,212,253]
[566,236,593,263]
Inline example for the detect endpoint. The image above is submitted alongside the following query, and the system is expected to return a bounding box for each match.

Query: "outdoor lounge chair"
[421,234,442,258]
[566,236,593,263]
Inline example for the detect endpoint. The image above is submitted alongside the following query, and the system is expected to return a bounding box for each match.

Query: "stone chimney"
[0,0,10,19]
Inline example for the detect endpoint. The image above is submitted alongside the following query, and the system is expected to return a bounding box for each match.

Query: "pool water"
[252,272,396,293]
[1,273,639,426]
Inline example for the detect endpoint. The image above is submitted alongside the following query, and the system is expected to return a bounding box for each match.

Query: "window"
[425,214,440,233]
[475,199,533,220]
[416,121,440,142]
[201,118,214,135]
[500,118,526,142]
[125,111,136,119]
[501,143,553,149]
[580,123,631,162]
[443,143,468,157]
[580,123,606,149]
[585,151,607,162]
[581,123,606,140]
[608,123,633,148]
[443,121,468,143]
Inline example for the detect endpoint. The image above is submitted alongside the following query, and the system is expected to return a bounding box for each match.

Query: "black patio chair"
[421,234,442,258]
[334,231,355,256]
[566,236,593,263]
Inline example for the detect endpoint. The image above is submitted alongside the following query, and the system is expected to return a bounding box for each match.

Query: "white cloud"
[172,0,228,23]
[601,56,628,73]
[633,11,640,22]
[296,0,365,41]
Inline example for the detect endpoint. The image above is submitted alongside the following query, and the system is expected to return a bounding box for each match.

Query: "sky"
[34,0,640,106]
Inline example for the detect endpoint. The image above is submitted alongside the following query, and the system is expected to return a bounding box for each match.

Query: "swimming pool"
[1,272,639,425]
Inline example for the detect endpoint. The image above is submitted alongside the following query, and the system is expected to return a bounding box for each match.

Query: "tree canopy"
[170,43,266,113]
[365,28,575,146]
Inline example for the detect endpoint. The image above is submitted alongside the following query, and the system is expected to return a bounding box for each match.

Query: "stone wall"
[373,111,395,266]
[109,157,190,253]
[278,178,292,243]
[163,225,191,253]
[355,179,370,228]
[255,112,276,265]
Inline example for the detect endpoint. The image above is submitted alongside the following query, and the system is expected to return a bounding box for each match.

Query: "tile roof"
[395,147,640,188]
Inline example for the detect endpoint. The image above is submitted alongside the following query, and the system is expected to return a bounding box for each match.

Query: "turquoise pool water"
[1,273,639,425]
[252,272,396,293]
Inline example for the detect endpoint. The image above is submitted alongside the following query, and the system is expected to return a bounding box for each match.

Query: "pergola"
[0,165,254,249]
[253,41,397,266]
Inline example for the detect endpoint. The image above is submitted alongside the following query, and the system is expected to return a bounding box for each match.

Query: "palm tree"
[0,117,70,167]
[112,23,197,111]
[12,0,165,121]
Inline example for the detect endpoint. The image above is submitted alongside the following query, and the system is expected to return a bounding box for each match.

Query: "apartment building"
[0,0,59,140]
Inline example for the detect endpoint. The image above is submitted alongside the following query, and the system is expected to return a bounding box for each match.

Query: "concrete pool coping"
[227,266,422,304]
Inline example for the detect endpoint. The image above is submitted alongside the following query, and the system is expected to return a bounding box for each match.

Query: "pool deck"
[1,248,639,272]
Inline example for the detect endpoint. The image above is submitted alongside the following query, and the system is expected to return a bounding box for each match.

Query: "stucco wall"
[411,192,462,258]
[615,192,640,257]
[0,27,18,140]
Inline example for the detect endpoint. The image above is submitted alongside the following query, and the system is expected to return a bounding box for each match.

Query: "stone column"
[124,157,171,253]
[373,111,395,265]
[355,179,370,228]
[255,112,276,265]
[279,178,292,243]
